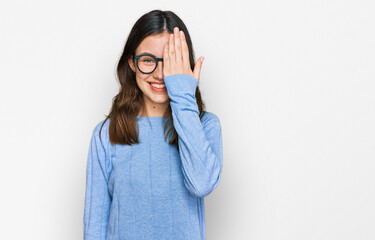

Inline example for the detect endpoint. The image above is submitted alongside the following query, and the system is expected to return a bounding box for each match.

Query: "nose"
[153,61,164,80]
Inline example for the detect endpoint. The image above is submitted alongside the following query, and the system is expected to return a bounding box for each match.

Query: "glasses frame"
[133,53,164,74]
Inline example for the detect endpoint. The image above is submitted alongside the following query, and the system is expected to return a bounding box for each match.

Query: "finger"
[174,27,182,65]
[180,30,190,69]
[168,33,175,62]
[163,43,170,75]
[193,57,204,80]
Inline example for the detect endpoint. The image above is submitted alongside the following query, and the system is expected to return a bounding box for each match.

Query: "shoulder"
[201,111,221,124]
[92,118,111,147]
[201,111,222,131]
[89,118,113,176]
[93,118,110,135]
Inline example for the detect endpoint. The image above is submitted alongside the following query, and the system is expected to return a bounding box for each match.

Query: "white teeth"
[150,83,166,88]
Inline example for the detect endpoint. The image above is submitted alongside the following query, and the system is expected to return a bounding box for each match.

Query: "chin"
[151,97,169,104]
[144,92,167,102]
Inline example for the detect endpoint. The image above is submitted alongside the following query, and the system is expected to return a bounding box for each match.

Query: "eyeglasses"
[133,53,163,74]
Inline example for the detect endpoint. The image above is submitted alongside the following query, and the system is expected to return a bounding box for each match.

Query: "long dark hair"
[99,9,206,145]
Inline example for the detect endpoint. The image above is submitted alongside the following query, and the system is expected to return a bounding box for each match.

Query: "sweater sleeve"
[83,125,112,240]
[164,74,223,198]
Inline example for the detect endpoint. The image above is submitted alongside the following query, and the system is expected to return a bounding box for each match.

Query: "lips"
[148,82,165,84]
[148,81,166,92]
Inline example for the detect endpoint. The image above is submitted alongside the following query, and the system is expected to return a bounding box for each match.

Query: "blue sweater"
[83,74,223,240]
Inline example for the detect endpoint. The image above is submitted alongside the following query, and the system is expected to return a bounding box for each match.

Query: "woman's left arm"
[164,74,223,198]
[163,27,223,198]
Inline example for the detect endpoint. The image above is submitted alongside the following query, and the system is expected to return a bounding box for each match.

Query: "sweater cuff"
[164,74,199,95]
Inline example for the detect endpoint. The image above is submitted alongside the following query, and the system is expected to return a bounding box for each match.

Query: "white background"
[1,0,374,239]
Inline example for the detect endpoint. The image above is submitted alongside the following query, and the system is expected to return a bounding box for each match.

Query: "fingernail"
[180,31,183,37]
[201,57,204,63]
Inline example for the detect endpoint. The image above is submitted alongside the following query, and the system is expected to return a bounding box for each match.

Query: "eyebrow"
[137,52,162,58]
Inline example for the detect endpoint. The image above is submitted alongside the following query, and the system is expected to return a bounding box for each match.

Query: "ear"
[128,57,136,72]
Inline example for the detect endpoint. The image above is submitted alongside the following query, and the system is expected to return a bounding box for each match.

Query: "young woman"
[83,9,223,240]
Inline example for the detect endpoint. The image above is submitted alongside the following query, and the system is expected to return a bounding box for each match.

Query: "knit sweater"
[83,74,223,240]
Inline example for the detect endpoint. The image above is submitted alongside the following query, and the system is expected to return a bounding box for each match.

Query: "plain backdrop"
[1,0,374,239]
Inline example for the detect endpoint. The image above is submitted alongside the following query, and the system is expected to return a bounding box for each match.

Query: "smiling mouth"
[148,82,166,88]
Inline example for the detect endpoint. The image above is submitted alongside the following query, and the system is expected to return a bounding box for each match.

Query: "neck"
[139,98,169,117]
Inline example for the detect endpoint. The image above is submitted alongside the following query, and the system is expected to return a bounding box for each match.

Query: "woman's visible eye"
[139,56,155,64]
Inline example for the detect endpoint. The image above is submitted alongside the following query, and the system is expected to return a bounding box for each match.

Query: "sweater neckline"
[137,115,167,120]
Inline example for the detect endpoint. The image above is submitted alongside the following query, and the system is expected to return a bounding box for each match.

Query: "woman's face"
[128,31,170,115]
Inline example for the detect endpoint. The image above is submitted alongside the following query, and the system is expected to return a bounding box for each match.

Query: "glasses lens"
[138,55,156,73]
